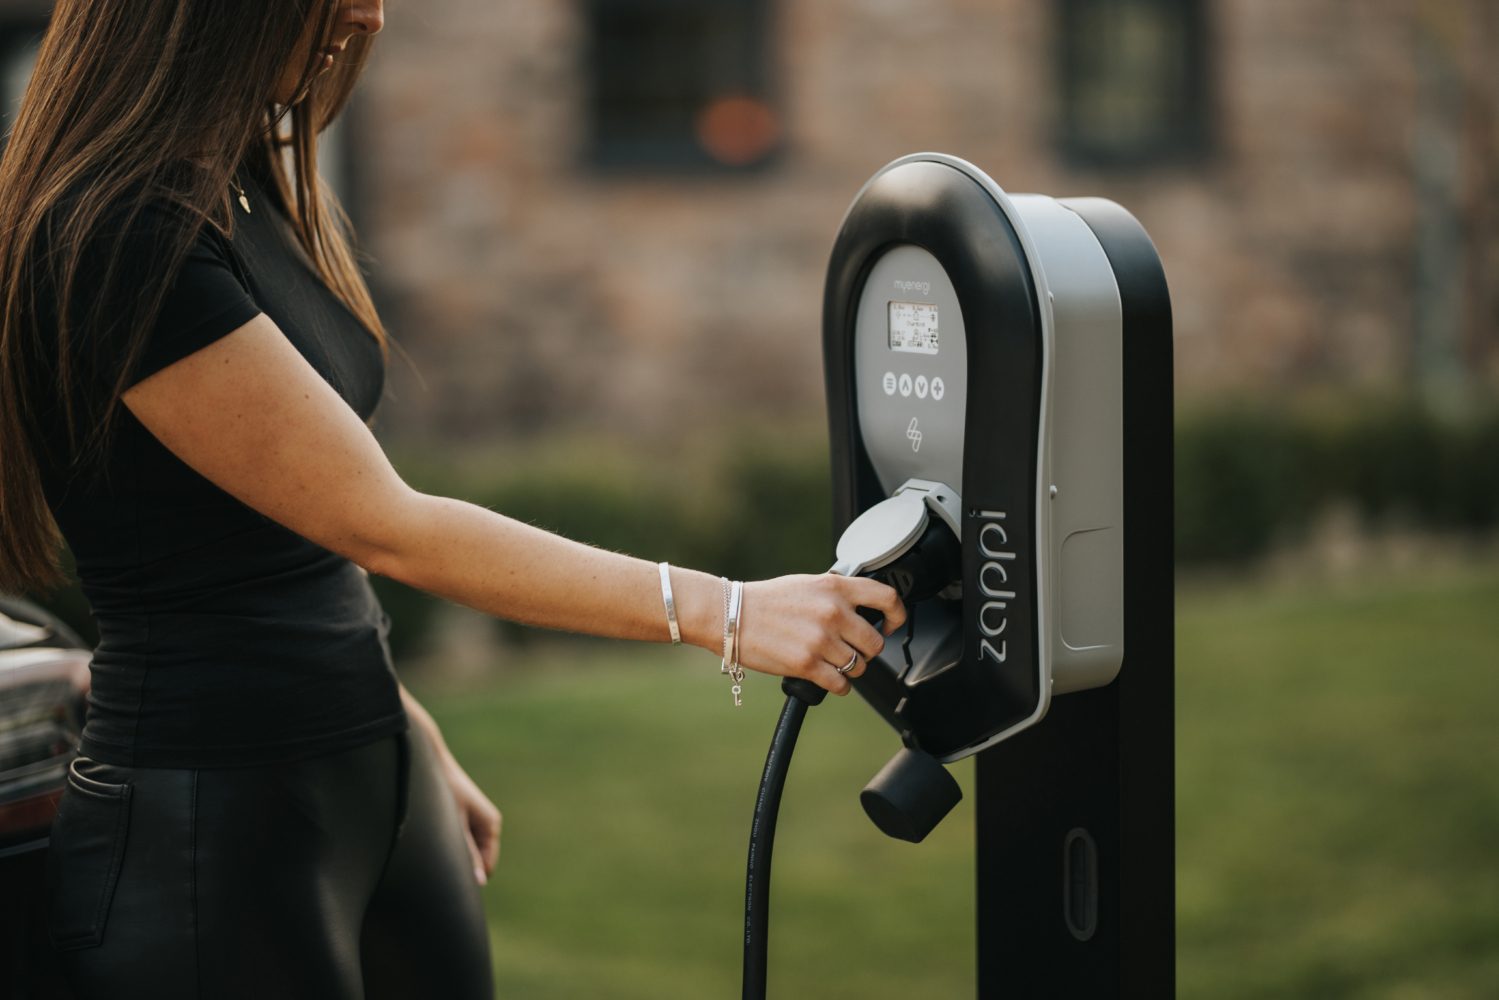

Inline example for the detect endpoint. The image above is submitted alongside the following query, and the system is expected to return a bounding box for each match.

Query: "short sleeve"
[126,211,263,388]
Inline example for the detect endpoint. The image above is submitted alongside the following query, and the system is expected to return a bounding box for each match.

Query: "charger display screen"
[889,301,939,355]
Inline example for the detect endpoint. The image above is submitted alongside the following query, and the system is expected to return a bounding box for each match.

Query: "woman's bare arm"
[122,314,905,693]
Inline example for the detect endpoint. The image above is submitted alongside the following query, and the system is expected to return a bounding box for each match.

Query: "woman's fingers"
[814,658,856,696]
[474,804,502,873]
[841,576,908,635]
[442,758,502,884]
[786,635,862,696]
[839,608,888,662]
[822,637,868,676]
[820,578,902,693]
[462,827,487,886]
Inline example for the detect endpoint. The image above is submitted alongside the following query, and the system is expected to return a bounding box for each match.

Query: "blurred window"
[585,0,781,172]
[1057,0,1209,167]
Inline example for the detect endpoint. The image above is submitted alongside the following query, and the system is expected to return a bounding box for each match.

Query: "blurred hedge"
[23,393,1499,657]
[372,393,1498,656]
[1175,392,1499,565]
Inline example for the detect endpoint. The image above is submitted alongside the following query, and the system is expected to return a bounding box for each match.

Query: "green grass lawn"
[408,564,1499,999]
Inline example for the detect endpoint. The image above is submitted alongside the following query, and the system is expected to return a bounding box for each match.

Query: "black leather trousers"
[44,726,494,999]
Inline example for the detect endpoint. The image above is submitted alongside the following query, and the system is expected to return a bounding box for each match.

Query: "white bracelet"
[657,562,681,645]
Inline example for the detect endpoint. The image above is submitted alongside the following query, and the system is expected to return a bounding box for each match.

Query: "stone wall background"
[346,0,1498,446]
[2,0,1494,444]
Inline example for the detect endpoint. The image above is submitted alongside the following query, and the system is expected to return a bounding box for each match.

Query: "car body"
[0,595,90,1000]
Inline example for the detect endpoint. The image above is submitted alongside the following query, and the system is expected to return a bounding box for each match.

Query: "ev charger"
[831,153,1129,774]
[736,153,1174,999]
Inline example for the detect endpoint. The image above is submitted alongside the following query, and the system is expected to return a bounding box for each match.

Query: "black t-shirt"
[23,168,407,767]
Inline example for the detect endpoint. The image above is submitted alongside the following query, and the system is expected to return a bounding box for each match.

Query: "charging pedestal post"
[970,197,1174,995]
[815,154,1175,997]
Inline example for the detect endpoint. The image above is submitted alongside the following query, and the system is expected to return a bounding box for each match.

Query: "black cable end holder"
[859,747,962,844]
[780,676,827,706]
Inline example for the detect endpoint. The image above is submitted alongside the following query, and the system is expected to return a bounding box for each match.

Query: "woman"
[0,2,904,997]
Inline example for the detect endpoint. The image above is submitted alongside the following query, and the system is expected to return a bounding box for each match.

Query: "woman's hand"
[438,753,503,886]
[398,684,502,885]
[733,574,906,697]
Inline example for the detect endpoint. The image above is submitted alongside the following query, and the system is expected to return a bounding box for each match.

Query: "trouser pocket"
[45,756,133,951]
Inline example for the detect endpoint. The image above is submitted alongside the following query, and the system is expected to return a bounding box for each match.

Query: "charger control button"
[883,372,897,396]
[898,373,913,397]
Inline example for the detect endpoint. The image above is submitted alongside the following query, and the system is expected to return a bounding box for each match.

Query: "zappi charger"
[738,153,1174,1000]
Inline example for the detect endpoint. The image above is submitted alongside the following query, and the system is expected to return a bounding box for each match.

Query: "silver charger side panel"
[1009,194,1124,696]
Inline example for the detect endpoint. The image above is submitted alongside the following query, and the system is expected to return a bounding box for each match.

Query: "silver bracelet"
[720,576,732,675]
[727,579,745,707]
[657,562,681,645]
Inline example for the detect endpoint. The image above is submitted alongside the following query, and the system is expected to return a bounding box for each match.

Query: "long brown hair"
[0,0,387,595]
